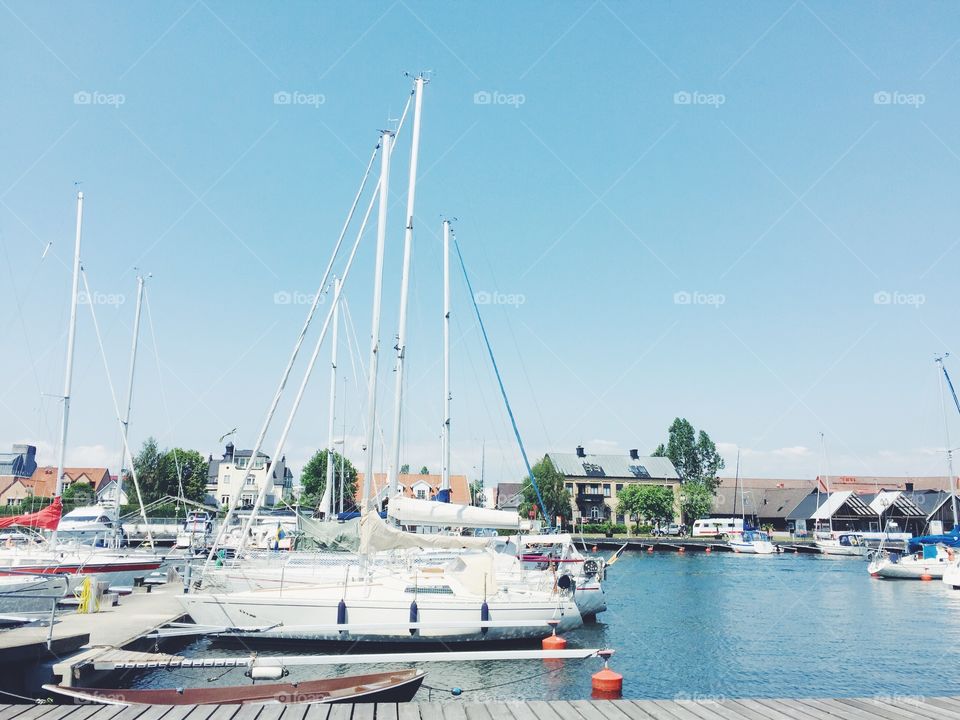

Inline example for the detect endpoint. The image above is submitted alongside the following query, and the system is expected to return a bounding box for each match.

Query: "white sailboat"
[813,435,868,557]
[727,449,776,554]
[873,356,959,580]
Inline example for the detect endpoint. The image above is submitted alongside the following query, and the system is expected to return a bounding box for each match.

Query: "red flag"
[0,496,62,530]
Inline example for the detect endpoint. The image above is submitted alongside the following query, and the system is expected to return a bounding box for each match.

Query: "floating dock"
[583,539,822,554]
[2,697,959,719]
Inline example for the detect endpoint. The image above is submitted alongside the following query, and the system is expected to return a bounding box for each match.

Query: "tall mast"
[937,356,959,527]
[735,448,742,522]
[55,192,84,498]
[441,218,452,494]
[387,74,426,499]
[117,273,146,521]
[821,432,834,534]
[320,277,341,519]
[362,130,394,510]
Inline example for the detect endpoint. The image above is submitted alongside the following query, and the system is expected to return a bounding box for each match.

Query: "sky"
[1,1,959,489]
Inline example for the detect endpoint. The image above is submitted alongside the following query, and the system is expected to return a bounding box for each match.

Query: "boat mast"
[821,433,834,535]
[441,218,452,495]
[386,74,426,501]
[735,448,743,525]
[51,191,83,544]
[320,277,341,520]
[362,130,394,511]
[937,355,959,528]
[116,273,146,532]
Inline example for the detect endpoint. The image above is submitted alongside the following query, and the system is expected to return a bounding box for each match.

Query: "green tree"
[518,456,572,525]
[400,464,410,475]
[62,481,95,506]
[131,438,209,504]
[300,449,357,512]
[652,418,725,491]
[419,466,429,475]
[680,480,713,525]
[617,484,675,527]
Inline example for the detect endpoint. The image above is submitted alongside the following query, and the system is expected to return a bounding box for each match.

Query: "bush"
[636,524,654,535]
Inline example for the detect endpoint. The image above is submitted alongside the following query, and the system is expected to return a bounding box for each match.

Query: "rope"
[0,687,52,704]
[421,664,564,698]
[451,234,551,530]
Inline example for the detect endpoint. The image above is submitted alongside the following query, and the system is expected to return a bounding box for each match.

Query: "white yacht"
[728,529,776,554]
[815,532,868,557]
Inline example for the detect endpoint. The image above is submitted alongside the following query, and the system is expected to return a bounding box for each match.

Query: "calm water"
[127,551,960,701]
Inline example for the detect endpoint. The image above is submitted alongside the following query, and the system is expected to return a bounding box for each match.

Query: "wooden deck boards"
[2,699,959,720]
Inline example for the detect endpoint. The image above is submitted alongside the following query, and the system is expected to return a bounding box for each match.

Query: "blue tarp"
[907,526,960,553]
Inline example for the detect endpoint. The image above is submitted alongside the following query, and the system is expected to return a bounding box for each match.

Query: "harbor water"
[127,551,960,701]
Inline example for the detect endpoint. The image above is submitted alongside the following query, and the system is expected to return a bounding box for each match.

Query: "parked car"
[653,523,682,537]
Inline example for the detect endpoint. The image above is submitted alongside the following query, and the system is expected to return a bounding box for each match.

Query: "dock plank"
[750,699,836,720]
[501,703,539,720]
[351,704,374,720]
[794,699,879,720]
[374,705,397,720]
[917,697,960,717]
[483,705,516,720]
[623,702,682,720]
[726,699,796,720]
[396,703,422,720]
[323,706,351,720]
[463,704,493,720]
[676,700,760,720]
[228,707,261,720]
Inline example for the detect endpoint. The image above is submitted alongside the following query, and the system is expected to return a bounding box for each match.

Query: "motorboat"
[815,532,868,557]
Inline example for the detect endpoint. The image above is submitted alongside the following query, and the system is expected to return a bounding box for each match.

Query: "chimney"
[224,442,235,461]
[629,449,639,460]
[576,445,586,458]
[905,482,914,492]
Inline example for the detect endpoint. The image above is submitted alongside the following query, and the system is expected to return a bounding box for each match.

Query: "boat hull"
[868,553,949,579]
[42,669,425,705]
[728,541,776,555]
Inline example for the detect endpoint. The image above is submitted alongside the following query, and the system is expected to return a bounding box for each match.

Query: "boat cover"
[359,511,490,554]
[388,496,534,530]
[0,497,62,530]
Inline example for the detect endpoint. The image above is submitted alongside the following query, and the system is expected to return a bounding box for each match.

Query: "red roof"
[354,473,471,505]
[23,466,111,498]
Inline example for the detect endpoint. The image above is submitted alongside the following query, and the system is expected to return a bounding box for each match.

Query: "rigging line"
[942,361,960,419]
[79,267,153,547]
[142,289,187,505]
[452,234,551,531]
[341,296,389,464]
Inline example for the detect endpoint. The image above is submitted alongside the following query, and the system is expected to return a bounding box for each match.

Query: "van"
[692,517,744,537]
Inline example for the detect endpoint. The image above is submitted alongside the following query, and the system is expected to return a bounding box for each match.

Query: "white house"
[206,442,294,509]
[95,476,129,508]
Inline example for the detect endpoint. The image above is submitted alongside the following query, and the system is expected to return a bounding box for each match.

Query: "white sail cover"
[359,511,491,554]
[388,496,534,530]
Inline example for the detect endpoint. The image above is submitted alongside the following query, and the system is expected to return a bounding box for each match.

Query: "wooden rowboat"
[42,669,425,705]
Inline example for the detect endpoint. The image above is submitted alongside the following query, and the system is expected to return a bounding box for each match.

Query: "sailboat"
[871,356,960,580]
[0,194,162,581]
[184,79,583,643]
[727,449,776,554]
[813,435,868,557]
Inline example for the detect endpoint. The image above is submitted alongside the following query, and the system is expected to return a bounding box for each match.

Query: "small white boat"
[815,532,868,557]
[728,530,776,554]
[868,545,953,579]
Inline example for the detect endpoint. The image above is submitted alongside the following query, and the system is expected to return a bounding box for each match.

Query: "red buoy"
[592,545,598,552]
[677,546,685,554]
[704,547,712,554]
[921,574,933,582]
[591,650,622,699]
[542,619,567,650]
[646,546,654,553]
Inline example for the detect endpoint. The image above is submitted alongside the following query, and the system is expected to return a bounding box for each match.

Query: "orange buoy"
[592,545,598,552]
[542,619,567,650]
[646,546,654,553]
[677,546,685,554]
[591,650,622,699]
[921,574,934,582]
[704,547,712,554]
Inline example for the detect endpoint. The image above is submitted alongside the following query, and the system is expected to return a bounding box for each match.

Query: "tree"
[400,464,410,475]
[300,449,357,513]
[652,418,725,492]
[131,438,209,505]
[617,484,675,527]
[469,480,485,507]
[518,456,572,525]
[419,466,429,475]
[62,481,95,506]
[680,480,713,525]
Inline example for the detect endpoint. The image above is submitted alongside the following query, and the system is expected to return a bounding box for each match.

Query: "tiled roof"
[355,473,471,505]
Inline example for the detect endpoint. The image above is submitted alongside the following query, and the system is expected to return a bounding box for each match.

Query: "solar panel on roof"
[628,465,650,479]
[582,462,605,477]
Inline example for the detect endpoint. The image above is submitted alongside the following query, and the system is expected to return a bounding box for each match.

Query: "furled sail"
[388,496,534,530]
[359,511,490,554]
[0,496,62,530]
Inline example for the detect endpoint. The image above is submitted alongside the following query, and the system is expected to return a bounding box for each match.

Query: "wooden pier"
[3,697,960,720]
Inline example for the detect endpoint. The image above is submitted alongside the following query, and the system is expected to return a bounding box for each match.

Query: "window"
[603,484,611,497]
[246,476,256,486]
[6,498,21,506]
[615,484,623,492]
[220,495,230,506]
[628,464,650,479]
[223,474,230,485]
[236,457,248,469]
[565,483,573,492]
[590,506,601,520]
[416,488,427,499]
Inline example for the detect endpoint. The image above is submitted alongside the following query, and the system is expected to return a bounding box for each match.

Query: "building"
[24,466,111,498]
[95,476,129,508]
[354,473,472,507]
[0,444,38,484]
[547,446,680,523]
[207,442,294,508]
[495,482,523,513]
[711,484,814,531]
[0,478,31,506]
[785,488,957,535]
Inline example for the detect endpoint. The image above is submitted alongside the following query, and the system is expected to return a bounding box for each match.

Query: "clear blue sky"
[2,1,959,486]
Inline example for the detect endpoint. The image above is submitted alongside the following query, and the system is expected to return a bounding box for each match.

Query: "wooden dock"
[3,697,960,720]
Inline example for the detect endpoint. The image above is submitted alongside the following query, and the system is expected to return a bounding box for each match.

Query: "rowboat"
[42,669,425,705]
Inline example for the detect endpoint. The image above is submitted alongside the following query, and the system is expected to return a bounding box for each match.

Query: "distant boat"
[728,529,776,554]
[815,532,868,557]
[869,543,954,580]
[43,668,425,705]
